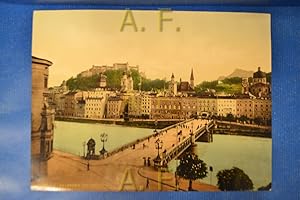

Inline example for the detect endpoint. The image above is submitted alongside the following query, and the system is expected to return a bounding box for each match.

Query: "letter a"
[120,10,138,32]
[119,168,138,191]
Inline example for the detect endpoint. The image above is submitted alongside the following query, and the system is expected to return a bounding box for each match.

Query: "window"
[44,77,48,88]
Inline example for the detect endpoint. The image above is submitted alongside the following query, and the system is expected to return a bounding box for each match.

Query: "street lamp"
[82,141,86,157]
[100,132,108,155]
[155,138,163,160]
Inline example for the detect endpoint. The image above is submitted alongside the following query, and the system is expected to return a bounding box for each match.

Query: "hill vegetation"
[194,77,242,95]
[66,69,167,91]
[65,69,271,95]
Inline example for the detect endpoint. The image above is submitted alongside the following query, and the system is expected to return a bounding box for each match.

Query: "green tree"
[239,115,248,122]
[225,113,235,122]
[176,152,208,191]
[216,167,254,191]
[222,77,242,85]
[104,69,123,89]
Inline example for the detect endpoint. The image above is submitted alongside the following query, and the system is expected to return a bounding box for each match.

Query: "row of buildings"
[49,66,271,123]
[51,89,271,122]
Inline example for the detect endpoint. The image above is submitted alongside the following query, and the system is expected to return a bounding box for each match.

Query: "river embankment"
[214,120,271,138]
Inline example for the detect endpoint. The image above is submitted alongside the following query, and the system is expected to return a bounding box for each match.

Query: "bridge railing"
[105,119,193,159]
[161,135,192,164]
[161,119,214,165]
[194,120,214,139]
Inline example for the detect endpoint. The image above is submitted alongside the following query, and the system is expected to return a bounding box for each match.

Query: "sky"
[32,10,271,87]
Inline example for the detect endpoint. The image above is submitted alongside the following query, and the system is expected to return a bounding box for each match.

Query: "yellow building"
[217,97,237,117]
[128,94,152,118]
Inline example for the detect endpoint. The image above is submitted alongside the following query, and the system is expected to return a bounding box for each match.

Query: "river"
[53,121,271,189]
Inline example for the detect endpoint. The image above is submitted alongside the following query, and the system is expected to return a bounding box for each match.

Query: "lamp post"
[153,138,163,169]
[82,141,86,157]
[154,119,158,132]
[155,138,163,158]
[100,132,108,155]
[209,166,213,185]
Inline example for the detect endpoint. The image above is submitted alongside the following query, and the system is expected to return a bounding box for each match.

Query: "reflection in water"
[54,121,271,189]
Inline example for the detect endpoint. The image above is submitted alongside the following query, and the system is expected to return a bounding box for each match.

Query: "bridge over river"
[99,118,215,170]
[36,118,217,191]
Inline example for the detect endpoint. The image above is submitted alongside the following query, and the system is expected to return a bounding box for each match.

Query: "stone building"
[63,91,88,117]
[253,98,272,121]
[151,97,182,119]
[31,56,55,180]
[216,97,237,117]
[196,97,218,116]
[236,97,254,119]
[106,96,124,118]
[75,98,86,118]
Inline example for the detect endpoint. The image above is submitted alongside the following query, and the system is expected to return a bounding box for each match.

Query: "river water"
[53,121,271,189]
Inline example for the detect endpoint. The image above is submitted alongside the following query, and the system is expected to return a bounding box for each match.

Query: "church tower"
[128,72,134,92]
[168,73,177,96]
[190,68,194,89]
[121,71,128,92]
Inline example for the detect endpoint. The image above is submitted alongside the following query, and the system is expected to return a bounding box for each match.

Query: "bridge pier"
[197,131,211,142]
[196,123,214,143]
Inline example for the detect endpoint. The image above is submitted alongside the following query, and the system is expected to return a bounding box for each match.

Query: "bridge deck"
[100,119,213,168]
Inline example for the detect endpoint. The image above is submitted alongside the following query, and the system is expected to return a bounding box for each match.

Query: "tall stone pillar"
[31,56,54,180]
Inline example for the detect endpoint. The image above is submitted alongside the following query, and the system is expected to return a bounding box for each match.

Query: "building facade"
[128,94,152,118]
[217,97,237,117]
[253,98,272,121]
[31,56,55,179]
[236,98,254,119]
[106,96,124,118]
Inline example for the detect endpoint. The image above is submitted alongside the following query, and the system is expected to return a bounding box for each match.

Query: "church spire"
[190,68,194,81]
[190,68,194,89]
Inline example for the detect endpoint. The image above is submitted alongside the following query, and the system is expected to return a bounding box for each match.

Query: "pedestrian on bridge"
[146,178,149,189]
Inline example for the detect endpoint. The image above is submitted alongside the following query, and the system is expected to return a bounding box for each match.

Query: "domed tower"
[253,67,267,84]
[249,67,270,98]
[190,68,194,89]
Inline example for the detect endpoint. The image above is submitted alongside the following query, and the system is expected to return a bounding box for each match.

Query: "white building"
[84,88,112,119]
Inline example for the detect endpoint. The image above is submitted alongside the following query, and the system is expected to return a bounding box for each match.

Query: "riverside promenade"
[32,119,218,191]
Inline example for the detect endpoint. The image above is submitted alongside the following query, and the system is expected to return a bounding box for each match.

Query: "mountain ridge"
[218,68,254,80]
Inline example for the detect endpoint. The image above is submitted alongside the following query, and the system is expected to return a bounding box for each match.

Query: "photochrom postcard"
[31,10,272,191]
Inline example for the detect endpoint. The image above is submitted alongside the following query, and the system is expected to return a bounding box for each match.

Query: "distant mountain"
[218,68,254,80]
